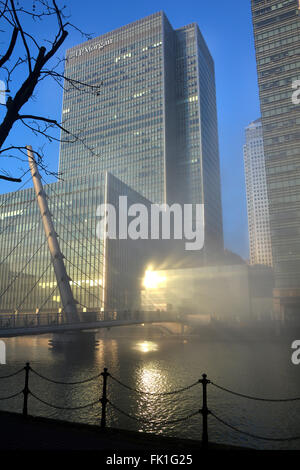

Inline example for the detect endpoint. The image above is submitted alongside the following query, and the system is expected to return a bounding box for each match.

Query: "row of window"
[255,9,297,29]
[255,18,299,41]
[254,0,296,17]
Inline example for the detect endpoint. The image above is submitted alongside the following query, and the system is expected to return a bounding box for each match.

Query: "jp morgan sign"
[74,38,113,57]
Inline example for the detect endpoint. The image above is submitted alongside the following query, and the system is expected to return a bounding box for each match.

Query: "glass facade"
[244,119,273,267]
[60,12,167,204]
[0,172,149,313]
[251,0,300,316]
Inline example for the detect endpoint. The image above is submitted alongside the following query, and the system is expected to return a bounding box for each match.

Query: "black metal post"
[200,373,210,449]
[100,367,109,428]
[22,362,30,417]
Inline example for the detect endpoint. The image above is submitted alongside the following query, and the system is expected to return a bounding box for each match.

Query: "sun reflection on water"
[133,341,158,353]
[139,367,164,394]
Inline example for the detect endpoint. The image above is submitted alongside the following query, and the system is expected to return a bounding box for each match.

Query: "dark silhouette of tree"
[0,0,102,183]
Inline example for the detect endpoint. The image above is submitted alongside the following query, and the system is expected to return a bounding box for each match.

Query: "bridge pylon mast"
[27,145,79,323]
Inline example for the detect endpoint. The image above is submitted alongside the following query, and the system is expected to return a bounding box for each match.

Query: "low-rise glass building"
[0,172,151,313]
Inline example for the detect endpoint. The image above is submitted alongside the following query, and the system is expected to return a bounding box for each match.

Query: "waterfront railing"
[1,363,300,447]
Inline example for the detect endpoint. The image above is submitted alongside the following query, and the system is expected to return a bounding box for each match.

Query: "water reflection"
[139,367,163,393]
[1,335,300,450]
[133,341,158,354]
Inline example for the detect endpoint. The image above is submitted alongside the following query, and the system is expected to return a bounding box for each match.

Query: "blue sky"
[0,0,261,259]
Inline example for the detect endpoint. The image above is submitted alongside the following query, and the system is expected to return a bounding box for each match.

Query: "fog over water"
[1,328,300,450]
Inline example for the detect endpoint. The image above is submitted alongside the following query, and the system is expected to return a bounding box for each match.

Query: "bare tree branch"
[0,173,21,181]
[0,25,18,68]
[18,114,71,133]
[0,0,103,184]
[9,0,32,73]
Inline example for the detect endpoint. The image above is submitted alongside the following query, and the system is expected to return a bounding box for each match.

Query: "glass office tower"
[251,0,300,319]
[244,119,273,267]
[60,11,223,257]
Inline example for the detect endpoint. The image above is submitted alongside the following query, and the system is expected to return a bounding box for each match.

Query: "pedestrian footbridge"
[0,311,187,338]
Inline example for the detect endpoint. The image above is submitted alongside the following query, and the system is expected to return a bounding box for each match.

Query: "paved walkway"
[0,410,247,451]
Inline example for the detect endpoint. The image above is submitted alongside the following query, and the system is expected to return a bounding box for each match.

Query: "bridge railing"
[1,363,300,448]
[0,310,184,330]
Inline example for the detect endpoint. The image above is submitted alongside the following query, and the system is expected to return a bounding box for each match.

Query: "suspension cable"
[0,171,32,211]
[52,216,101,275]
[37,285,58,313]
[56,233,102,283]
[0,198,35,236]
[14,261,52,313]
[64,257,103,307]
[71,279,103,308]
[44,179,104,253]
[44,181,104,263]
[41,182,119,308]
[0,220,40,267]
[45,191,105,275]
[64,252,98,284]
[0,239,47,300]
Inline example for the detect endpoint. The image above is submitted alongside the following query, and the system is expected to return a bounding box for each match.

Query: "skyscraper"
[60,11,223,256]
[251,0,300,319]
[244,119,273,267]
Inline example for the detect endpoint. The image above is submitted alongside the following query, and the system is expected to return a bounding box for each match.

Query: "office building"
[0,172,151,313]
[60,11,224,256]
[251,0,300,319]
[244,118,273,267]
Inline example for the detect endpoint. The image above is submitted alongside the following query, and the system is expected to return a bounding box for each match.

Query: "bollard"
[199,373,210,449]
[22,362,30,417]
[100,367,109,428]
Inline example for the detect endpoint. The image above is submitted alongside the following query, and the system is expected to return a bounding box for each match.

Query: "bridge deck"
[0,317,184,338]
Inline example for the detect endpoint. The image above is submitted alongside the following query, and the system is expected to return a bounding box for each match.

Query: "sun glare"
[134,341,158,353]
[143,268,166,289]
